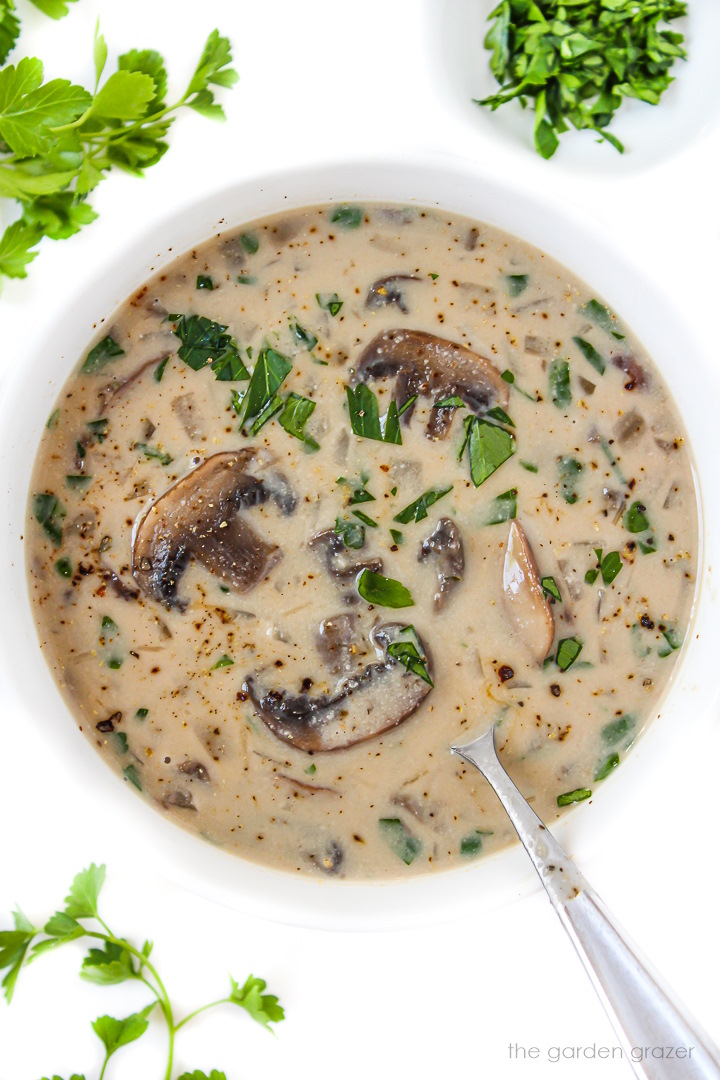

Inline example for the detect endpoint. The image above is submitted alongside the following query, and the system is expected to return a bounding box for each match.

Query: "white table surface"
[1,2,719,1078]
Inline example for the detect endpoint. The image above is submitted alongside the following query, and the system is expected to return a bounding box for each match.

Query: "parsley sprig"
[0,13,237,286]
[476,0,687,159]
[0,864,284,1080]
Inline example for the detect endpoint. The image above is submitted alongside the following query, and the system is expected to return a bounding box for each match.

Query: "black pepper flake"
[96,711,121,733]
[499,665,514,682]
[550,683,561,697]
[640,614,655,629]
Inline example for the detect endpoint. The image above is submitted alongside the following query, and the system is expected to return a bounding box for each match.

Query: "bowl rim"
[2,153,718,931]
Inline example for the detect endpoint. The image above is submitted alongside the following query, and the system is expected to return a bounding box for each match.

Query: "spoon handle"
[452,727,720,1080]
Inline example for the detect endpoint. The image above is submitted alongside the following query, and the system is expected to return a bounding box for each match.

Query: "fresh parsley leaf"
[357,568,414,608]
[393,485,452,525]
[0,57,91,157]
[241,347,292,428]
[352,509,377,527]
[170,314,249,382]
[602,714,635,745]
[549,358,571,409]
[229,974,284,1030]
[505,273,528,296]
[0,219,41,277]
[63,864,106,920]
[460,829,492,856]
[624,501,650,533]
[581,299,625,340]
[316,292,343,316]
[541,576,561,603]
[386,625,433,686]
[154,356,169,382]
[21,192,97,241]
[0,2,20,67]
[183,30,238,121]
[572,336,605,375]
[289,317,318,351]
[91,69,155,121]
[459,416,515,487]
[249,393,283,435]
[135,707,149,720]
[378,818,421,865]
[485,405,514,427]
[329,204,362,229]
[558,456,583,504]
[557,788,592,807]
[586,549,623,585]
[81,940,136,985]
[81,335,124,375]
[277,392,319,449]
[346,383,402,445]
[389,528,403,546]
[196,274,214,290]
[335,516,365,550]
[484,487,517,526]
[347,483,375,506]
[134,442,172,466]
[594,752,620,782]
[28,0,78,18]
[0,913,36,1003]
[177,1073,227,1080]
[211,654,234,670]
[33,492,65,544]
[556,636,583,671]
[92,1004,155,1058]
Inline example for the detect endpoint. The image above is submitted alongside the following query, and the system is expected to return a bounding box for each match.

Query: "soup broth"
[26,204,698,879]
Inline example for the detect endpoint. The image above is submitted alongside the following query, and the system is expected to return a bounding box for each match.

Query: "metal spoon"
[452,725,720,1079]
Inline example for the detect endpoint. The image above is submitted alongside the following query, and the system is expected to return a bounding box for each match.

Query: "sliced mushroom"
[308,529,382,581]
[418,518,464,610]
[172,392,204,440]
[615,409,645,445]
[244,623,433,752]
[99,562,140,601]
[355,329,509,439]
[502,521,554,663]
[97,355,169,415]
[132,450,294,610]
[365,275,419,313]
[315,612,363,673]
[612,353,649,391]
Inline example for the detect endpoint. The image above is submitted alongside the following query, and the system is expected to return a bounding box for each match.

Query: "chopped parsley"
[386,625,433,686]
[558,456,583,504]
[581,299,624,340]
[153,356,169,382]
[81,335,125,375]
[624,501,650,533]
[549,358,571,409]
[357,569,414,608]
[289,318,318,351]
[572,336,605,375]
[378,818,421,865]
[240,347,292,429]
[169,314,249,382]
[484,487,517,525]
[239,232,259,254]
[346,384,401,445]
[602,715,634,745]
[329,205,362,229]
[33,492,65,544]
[134,442,172,466]
[393,485,453,525]
[594,752,620,782]
[55,557,72,578]
[211,654,234,670]
[541,576,561,603]
[459,416,515,487]
[335,517,365,550]
[65,474,92,490]
[555,636,583,671]
[585,548,623,586]
[460,829,492,856]
[557,788,591,807]
[277,393,319,450]
[505,273,529,297]
[196,274,214,290]
[316,292,343,316]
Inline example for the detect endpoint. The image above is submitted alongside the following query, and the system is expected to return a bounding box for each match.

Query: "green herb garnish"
[585,548,623,586]
[393,485,452,525]
[134,442,172,466]
[352,509,377,528]
[389,528,403,546]
[33,492,65,544]
[541,576,561,603]
[386,625,433,686]
[505,273,528,297]
[329,205,362,229]
[572,336,605,375]
[624,501,650,533]
[335,517,365,550]
[549,358,571,409]
[240,347,292,429]
[594,752,620,782]
[211,654,234,670]
[557,788,592,807]
[169,314,249,382]
[0,26,237,287]
[316,292,343,316]
[0,863,283,1077]
[81,334,124,374]
[123,764,143,790]
[346,383,402,445]
[196,274,213,290]
[602,714,635,745]
[153,356,169,382]
[460,829,492,857]
[378,818,421,865]
[476,1,686,160]
[65,473,92,490]
[249,394,283,436]
[289,318,318,351]
[556,636,583,671]
[236,273,257,285]
[581,299,625,340]
[277,392,319,450]
[658,626,683,658]
[86,417,109,442]
[239,232,259,254]
[100,615,118,637]
[558,456,583,504]
[434,394,466,409]
[519,460,538,473]
[55,556,72,577]
[135,707,149,721]
[484,487,517,526]
[357,568,414,609]
[458,415,515,487]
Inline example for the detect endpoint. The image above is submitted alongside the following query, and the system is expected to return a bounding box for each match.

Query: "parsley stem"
[99,1052,111,1080]
[174,996,232,1031]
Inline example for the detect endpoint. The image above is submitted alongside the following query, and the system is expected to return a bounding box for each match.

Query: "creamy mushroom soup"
[27,204,698,879]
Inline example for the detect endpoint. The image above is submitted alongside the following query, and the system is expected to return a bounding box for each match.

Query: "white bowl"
[2,157,717,930]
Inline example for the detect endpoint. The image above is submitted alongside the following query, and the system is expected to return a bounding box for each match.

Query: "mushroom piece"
[97,354,170,415]
[308,529,383,581]
[502,520,554,663]
[365,275,419,313]
[132,450,294,610]
[612,353,649,391]
[355,329,509,439]
[244,623,433,752]
[418,517,464,610]
[315,612,363,673]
